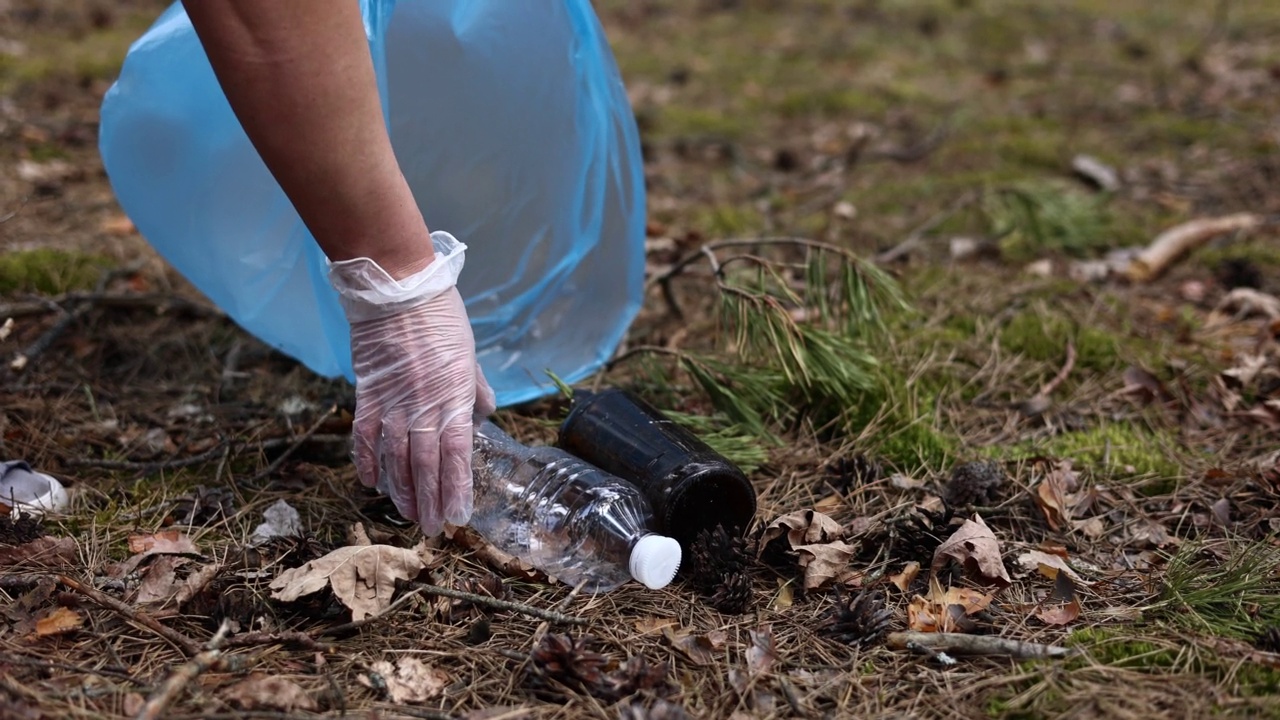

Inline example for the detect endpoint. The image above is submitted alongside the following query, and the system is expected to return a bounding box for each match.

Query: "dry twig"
[1126,213,1262,282]
[886,631,1073,659]
[134,621,233,720]
[57,574,203,656]
[409,582,588,626]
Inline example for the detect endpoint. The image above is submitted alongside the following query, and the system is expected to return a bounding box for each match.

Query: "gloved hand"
[328,231,497,537]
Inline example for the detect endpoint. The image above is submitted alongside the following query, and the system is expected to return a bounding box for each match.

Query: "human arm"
[181,0,496,535]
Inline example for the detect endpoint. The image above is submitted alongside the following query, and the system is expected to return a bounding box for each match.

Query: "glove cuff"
[328,231,466,323]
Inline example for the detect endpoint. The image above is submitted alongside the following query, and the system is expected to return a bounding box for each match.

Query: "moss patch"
[999,307,1125,373]
[0,248,110,295]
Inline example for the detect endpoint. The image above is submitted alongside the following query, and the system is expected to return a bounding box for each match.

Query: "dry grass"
[4,1,1280,719]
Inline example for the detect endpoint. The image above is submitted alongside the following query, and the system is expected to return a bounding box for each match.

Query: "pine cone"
[603,655,671,701]
[825,454,882,494]
[943,460,1006,507]
[529,633,610,696]
[894,504,957,565]
[1257,626,1280,653]
[822,587,893,648]
[689,524,754,614]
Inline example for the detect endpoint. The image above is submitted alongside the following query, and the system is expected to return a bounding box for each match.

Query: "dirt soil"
[3,1,1280,719]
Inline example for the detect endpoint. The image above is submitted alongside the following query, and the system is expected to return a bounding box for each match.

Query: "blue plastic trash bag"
[98,0,645,407]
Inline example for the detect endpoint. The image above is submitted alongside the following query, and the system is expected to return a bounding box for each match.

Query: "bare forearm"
[182,0,432,277]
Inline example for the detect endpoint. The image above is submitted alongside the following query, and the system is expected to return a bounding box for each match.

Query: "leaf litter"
[6,1,1280,718]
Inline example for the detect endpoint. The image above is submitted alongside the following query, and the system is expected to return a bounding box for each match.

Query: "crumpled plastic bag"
[0,461,69,515]
[99,0,645,407]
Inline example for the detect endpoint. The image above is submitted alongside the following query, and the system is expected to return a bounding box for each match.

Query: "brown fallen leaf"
[134,555,188,606]
[635,616,677,635]
[362,657,450,704]
[0,536,77,568]
[1015,550,1089,586]
[268,544,425,622]
[760,510,844,551]
[444,524,541,581]
[907,578,994,633]
[931,514,1011,586]
[128,529,198,554]
[224,673,318,712]
[793,540,859,590]
[175,562,222,606]
[113,530,202,578]
[772,580,794,610]
[889,562,921,592]
[34,606,83,637]
[745,627,776,677]
[1032,461,1078,531]
[1033,572,1081,626]
[664,627,726,666]
[1035,598,1082,626]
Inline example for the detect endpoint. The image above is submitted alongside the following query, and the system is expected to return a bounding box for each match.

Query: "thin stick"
[314,586,428,637]
[240,405,338,484]
[886,631,1073,659]
[220,631,330,651]
[1126,213,1262,282]
[409,582,588,626]
[874,191,978,265]
[1037,340,1077,398]
[134,621,232,720]
[57,574,202,656]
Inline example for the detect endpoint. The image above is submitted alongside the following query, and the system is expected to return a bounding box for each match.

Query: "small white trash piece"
[0,461,70,515]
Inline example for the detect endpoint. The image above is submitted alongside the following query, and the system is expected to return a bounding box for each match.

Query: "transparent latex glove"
[329,231,497,537]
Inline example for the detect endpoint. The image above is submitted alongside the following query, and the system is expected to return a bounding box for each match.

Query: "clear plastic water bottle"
[469,421,682,592]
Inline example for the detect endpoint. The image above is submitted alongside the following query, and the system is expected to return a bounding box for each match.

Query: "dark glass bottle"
[556,388,757,551]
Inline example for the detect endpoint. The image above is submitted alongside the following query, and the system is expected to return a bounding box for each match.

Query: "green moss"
[999,308,1124,373]
[774,87,891,118]
[25,142,69,162]
[1006,421,1182,481]
[0,248,109,295]
[655,106,750,139]
[693,204,765,237]
[1067,627,1181,669]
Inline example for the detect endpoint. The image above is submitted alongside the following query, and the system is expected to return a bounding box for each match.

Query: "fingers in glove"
[410,423,444,537]
[474,364,497,419]
[381,414,418,523]
[438,415,475,527]
[351,403,383,489]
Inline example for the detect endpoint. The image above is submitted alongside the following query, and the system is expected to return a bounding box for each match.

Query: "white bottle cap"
[629,534,682,589]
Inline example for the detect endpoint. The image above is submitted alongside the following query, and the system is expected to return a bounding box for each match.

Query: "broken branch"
[1126,213,1262,282]
[57,574,202,656]
[886,631,1074,659]
[134,621,232,720]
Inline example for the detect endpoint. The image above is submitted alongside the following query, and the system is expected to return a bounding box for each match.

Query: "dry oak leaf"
[760,510,845,550]
[793,540,859,590]
[1015,550,1090,586]
[746,627,777,677]
[34,606,83,637]
[133,555,188,606]
[224,673,318,712]
[663,627,727,666]
[1032,461,1078,531]
[907,579,995,633]
[362,657,450,704]
[931,514,1011,586]
[268,544,425,622]
[1033,572,1081,627]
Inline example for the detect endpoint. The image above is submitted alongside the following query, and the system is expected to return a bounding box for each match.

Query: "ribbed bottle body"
[470,422,657,592]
